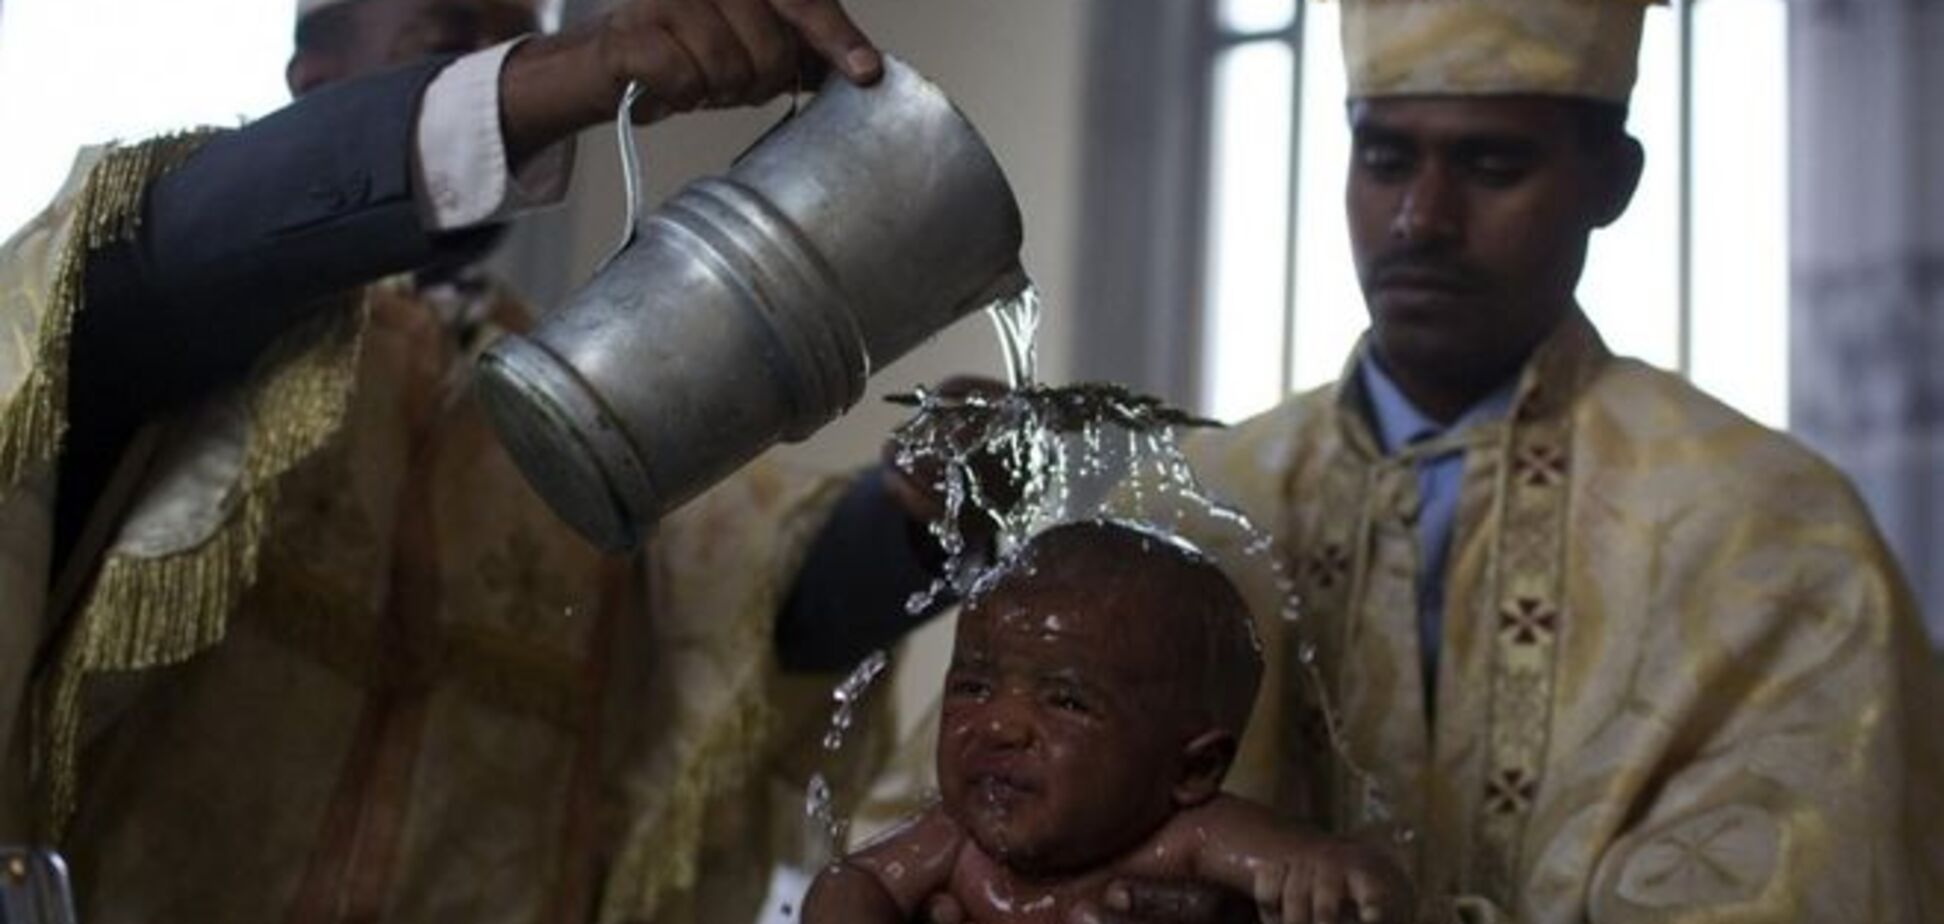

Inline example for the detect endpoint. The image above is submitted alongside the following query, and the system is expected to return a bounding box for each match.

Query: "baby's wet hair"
[976,519,1264,736]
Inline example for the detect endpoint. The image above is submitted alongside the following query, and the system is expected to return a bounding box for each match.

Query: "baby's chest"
[948,848,1193,924]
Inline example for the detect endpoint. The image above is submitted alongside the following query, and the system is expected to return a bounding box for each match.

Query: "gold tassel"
[0,132,215,500]
[40,304,363,836]
[25,133,371,837]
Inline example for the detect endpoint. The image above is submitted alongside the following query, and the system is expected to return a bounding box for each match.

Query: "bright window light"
[1201,39,1294,423]
[1690,0,1788,429]
[1288,0,1360,394]
[0,0,291,243]
[1218,0,1296,35]
[1578,9,1681,371]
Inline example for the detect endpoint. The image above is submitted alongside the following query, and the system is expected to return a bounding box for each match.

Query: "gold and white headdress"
[1341,0,1664,103]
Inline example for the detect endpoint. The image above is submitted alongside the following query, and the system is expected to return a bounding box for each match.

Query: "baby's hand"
[1249,837,1412,924]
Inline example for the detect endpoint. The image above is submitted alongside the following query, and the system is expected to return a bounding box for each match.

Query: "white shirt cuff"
[415,37,576,232]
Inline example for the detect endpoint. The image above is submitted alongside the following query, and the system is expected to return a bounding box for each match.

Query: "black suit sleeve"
[73,56,497,418]
[55,57,497,575]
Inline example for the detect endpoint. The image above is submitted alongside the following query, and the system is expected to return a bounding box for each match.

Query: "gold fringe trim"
[32,141,368,834]
[62,301,359,670]
[0,133,216,501]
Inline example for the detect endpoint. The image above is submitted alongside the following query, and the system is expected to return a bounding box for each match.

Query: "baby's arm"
[802,806,965,924]
[1157,795,1412,924]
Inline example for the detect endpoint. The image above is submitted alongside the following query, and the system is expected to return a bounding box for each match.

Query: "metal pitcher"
[476,55,1027,551]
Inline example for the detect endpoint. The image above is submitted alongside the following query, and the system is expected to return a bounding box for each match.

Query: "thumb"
[765,0,882,83]
[925,892,967,924]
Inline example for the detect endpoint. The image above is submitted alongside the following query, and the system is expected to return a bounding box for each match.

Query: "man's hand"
[1071,879,1256,924]
[1248,839,1414,924]
[500,0,881,164]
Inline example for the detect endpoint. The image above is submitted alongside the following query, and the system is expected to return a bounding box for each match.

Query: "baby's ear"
[1172,730,1238,807]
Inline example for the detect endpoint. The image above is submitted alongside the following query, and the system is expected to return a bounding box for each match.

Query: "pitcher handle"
[603,76,810,270]
[601,80,651,270]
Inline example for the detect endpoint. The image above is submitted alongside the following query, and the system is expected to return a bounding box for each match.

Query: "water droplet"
[822,650,890,752]
[805,774,831,819]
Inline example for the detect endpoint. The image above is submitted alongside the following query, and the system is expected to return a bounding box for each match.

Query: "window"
[0,0,293,242]
[1198,0,1790,429]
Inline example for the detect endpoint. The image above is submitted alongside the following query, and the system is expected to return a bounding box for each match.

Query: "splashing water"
[822,649,890,752]
[804,773,839,859]
[805,649,891,857]
[803,284,1411,865]
[886,380,1223,612]
[881,377,1406,842]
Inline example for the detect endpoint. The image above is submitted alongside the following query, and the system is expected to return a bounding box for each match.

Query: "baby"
[804,520,1410,924]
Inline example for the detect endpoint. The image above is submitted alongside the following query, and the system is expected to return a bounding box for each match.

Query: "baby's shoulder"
[1105,801,1253,881]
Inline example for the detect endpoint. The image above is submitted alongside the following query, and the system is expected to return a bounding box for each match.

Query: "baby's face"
[936,578,1191,875]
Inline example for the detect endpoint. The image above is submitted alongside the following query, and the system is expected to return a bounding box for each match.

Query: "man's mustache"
[1365,248,1488,293]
